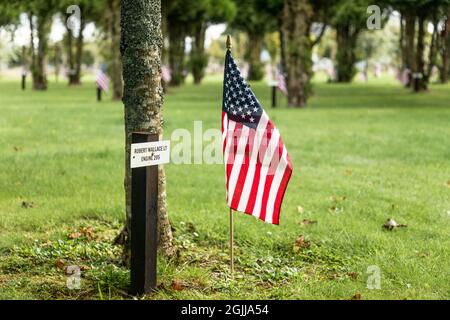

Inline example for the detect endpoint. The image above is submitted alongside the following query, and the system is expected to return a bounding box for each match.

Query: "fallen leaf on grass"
[447,180,450,188]
[344,169,353,176]
[21,201,35,209]
[293,235,310,253]
[55,259,65,269]
[299,219,317,226]
[352,293,362,300]
[328,206,343,214]
[80,226,94,239]
[13,146,23,152]
[348,272,358,280]
[171,280,184,291]
[68,232,82,239]
[297,206,305,214]
[383,218,407,231]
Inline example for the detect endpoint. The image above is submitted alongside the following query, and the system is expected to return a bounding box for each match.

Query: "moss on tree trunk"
[282,0,313,108]
[119,0,177,266]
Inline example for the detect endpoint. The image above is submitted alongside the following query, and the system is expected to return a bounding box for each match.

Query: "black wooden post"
[130,132,159,295]
[21,75,26,91]
[97,87,102,102]
[271,85,277,108]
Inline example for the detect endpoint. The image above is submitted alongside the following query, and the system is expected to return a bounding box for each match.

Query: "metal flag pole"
[229,207,234,278]
[226,35,234,279]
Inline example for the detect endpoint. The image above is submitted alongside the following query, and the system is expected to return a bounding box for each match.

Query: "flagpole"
[226,34,234,279]
[229,207,234,278]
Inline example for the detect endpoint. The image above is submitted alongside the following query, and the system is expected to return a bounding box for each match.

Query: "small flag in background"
[96,67,109,92]
[276,68,287,95]
[221,50,293,225]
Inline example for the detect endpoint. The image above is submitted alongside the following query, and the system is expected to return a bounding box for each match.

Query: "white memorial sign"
[130,140,170,168]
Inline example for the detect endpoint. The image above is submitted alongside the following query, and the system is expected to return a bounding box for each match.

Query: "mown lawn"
[0,75,449,300]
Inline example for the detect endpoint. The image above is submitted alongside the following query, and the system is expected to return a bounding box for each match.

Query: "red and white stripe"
[222,111,293,225]
[96,71,109,92]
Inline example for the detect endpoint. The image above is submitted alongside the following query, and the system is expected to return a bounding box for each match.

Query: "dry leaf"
[344,169,352,176]
[171,280,184,291]
[383,218,407,231]
[68,232,82,239]
[55,259,65,270]
[293,235,310,253]
[297,206,305,214]
[21,201,35,209]
[447,180,450,188]
[300,219,317,226]
[348,272,358,280]
[352,293,362,300]
[80,226,94,239]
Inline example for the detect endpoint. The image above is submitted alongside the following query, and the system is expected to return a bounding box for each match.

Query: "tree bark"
[72,17,85,85]
[32,14,51,90]
[246,32,264,81]
[191,22,207,85]
[414,13,427,92]
[120,0,176,266]
[440,12,450,83]
[282,0,313,108]
[404,11,416,87]
[168,21,185,86]
[335,23,359,83]
[109,0,123,100]
[66,24,76,85]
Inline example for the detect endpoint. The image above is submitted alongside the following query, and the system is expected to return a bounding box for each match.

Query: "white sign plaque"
[130,140,170,168]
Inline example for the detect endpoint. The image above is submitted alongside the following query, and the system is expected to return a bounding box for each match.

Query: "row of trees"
[162,0,450,106]
[2,0,450,106]
[0,0,123,99]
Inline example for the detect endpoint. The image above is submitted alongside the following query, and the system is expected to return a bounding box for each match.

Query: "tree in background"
[64,0,100,85]
[23,0,62,90]
[439,8,450,83]
[231,0,277,81]
[165,0,195,86]
[332,0,373,83]
[189,0,236,84]
[120,0,176,265]
[281,0,328,107]
[107,0,122,100]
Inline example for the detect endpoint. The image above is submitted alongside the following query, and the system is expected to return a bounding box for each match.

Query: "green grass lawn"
[0,75,449,300]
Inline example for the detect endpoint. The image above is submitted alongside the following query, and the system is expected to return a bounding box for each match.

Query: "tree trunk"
[246,32,264,81]
[109,0,123,100]
[168,21,185,86]
[282,0,313,108]
[72,18,85,85]
[399,12,407,70]
[33,15,50,90]
[414,13,427,92]
[66,25,76,85]
[404,11,416,87]
[440,12,450,83]
[191,22,207,85]
[335,23,359,82]
[120,0,176,266]
[28,13,35,77]
[279,29,286,74]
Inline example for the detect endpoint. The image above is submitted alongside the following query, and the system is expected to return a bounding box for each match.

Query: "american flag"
[96,69,109,92]
[276,68,287,95]
[222,50,293,225]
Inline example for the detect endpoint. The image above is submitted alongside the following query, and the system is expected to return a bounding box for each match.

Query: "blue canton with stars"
[222,50,263,129]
